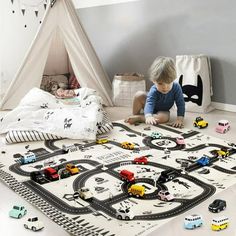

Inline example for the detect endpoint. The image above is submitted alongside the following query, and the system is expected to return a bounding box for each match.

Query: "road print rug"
[0,120,236,236]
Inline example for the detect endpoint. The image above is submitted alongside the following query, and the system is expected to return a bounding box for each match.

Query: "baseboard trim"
[212,102,236,112]
[75,0,140,8]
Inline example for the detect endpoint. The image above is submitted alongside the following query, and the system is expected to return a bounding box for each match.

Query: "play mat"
[0,120,236,236]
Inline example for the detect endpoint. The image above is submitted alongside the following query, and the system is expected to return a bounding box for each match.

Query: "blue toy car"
[9,205,27,219]
[150,131,163,139]
[197,155,210,166]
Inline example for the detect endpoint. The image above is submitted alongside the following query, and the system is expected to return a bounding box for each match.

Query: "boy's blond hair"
[148,56,176,83]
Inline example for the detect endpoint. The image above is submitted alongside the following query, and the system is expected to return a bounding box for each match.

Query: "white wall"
[1,0,46,99]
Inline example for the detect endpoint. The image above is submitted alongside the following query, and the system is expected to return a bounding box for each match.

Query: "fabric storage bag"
[112,73,145,107]
[175,55,214,113]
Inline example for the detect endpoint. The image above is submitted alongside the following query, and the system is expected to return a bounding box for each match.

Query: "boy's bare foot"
[124,115,145,124]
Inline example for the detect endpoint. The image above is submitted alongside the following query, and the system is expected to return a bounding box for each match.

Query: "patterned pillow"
[40,75,69,94]
[68,75,80,89]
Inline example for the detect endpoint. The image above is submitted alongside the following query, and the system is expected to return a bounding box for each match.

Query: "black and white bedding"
[0,88,113,144]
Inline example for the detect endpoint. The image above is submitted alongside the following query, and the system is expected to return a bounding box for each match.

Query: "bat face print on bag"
[179,74,203,106]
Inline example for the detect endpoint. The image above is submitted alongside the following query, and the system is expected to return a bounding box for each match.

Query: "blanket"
[0,87,104,140]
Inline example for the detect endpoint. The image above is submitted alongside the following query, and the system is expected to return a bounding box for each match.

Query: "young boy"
[125,56,185,128]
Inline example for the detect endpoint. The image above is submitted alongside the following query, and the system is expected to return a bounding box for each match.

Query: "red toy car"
[120,170,135,182]
[133,156,148,165]
[44,167,59,181]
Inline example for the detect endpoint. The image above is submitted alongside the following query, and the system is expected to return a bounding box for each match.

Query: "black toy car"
[208,199,226,213]
[30,171,48,184]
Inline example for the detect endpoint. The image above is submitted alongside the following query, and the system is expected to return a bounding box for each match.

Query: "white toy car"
[116,208,134,220]
[157,190,174,201]
[24,217,44,231]
[78,187,93,200]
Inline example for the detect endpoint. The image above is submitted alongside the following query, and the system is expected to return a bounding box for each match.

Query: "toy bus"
[20,152,36,164]
[184,214,203,229]
[211,216,229,231]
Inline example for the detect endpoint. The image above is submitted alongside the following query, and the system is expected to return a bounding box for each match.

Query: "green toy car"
[9,205,27,219]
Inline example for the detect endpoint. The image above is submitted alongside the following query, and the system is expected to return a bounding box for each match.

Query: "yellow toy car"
[121,142,135,150]
[66,164,79,175]
[96,139,109,144]
[193,117,208,128]
[217,147,230,158]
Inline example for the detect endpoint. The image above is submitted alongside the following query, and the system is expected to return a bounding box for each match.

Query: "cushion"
[68,75,80,89]
[40,75,69,94]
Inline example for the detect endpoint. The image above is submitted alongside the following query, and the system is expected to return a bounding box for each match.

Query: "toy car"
[211,216,229,231]
[158,169,179,183]
[116,208,134,220]
[193,116,208,128]
[9,205,27,219]
[60,169,71,179]
[150,131,163,139]
[24,217,44,231]
[157,190,174,201]
[217,147,230,158]
[121,142,135,150]
[215,120,230,134]
[44,167,59,181]
[133,156,148,165]
[96,139,109,144]
[66,163,79,175]
[176,136,185,148]
[30,171,48,184]
[78,187,93,200]
[197,155,210,166]
[208,199,226,213]
[184,214,203,229]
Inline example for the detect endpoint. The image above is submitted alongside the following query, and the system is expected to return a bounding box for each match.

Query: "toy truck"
[120,170,135,182]
[20,152,36,164]
[128,184,145,197]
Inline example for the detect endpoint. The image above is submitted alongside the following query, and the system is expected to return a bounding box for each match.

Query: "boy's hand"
[145,116,159,125]
[171,116,184,128]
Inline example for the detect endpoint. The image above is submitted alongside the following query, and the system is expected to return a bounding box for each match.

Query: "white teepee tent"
[0,0,113,110]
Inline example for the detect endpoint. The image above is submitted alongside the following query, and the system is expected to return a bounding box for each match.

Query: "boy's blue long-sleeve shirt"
[144,82,185,117]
